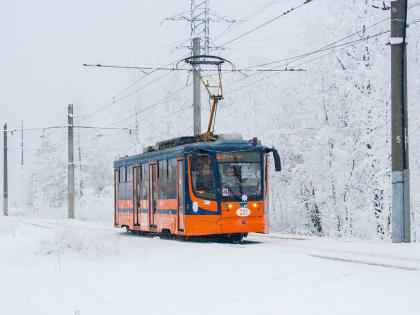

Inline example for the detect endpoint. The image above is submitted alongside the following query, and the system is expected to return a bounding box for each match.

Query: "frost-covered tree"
[25,133,67,211]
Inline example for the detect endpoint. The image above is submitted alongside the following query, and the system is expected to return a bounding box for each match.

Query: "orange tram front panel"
[113,139,278,237]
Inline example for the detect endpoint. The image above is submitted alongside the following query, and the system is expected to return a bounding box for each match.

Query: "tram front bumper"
[216,216,266,234]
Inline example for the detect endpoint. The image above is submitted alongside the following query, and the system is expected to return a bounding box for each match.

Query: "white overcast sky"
[1,0,309,129]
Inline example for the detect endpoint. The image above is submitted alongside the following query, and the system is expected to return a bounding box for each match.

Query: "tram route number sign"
[236,208,250,217]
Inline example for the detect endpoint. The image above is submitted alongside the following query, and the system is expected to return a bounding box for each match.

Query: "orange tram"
[114,135,281,242]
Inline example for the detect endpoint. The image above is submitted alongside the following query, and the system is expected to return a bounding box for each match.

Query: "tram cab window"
[191,154,216,200]
[216,151,262,202]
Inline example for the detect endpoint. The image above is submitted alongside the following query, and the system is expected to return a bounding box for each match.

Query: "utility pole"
[3,124,8,216]
[165,0,235,136]
[193,37,201,136]
[68,104,75,219]
[391,0,410,243]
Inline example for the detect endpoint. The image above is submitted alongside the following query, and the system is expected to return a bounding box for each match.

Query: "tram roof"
[114,139,267,167]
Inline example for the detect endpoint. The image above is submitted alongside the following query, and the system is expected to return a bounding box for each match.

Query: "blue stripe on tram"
[119,209,177,214]
[118,208,133,213]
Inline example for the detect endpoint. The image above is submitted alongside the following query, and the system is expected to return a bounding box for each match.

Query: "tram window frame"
[158,159,177,199]
[166,158,177,199]
[126,166,133,200]
[135,166,141,207]
[190,154,217,201]
[158,160,165,199]
[127,165,132,183]
[265,154,268,196]
[119,166,126,200]
[140,164,148,200]
[169,159,176,178]
[159,160,167,178]
[119,166,126,183]
[216,151,263,202]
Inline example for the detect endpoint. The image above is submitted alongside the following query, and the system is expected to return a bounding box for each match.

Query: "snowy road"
[0,216,419,315]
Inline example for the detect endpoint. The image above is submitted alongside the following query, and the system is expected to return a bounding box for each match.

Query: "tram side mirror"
[272,148,282,172]
[265,147,281,172]
[191,151,199,171]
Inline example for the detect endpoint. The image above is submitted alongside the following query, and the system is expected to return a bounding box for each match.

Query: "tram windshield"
[216,151,262,201]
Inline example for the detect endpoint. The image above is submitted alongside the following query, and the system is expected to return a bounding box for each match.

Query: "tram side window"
[191,154,216,200]
[140,164,148,200]
[167,158,176,199]
[119,166,126,200]
[126,166,132,200]
[119,166,132,200]
[135,166,141,207]
[158,160,167,199]
[157,159,177,199]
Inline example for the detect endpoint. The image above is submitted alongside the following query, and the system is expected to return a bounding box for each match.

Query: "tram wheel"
[230,234,244,244]
[125,226,134,234]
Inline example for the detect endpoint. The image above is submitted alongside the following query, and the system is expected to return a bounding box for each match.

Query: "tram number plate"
[236,208,250,217]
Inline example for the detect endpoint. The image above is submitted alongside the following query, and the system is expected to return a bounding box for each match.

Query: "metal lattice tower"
[190,0,210,54]
[166,0,235,54]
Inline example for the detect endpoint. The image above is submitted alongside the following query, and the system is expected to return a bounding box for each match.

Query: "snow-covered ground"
[1,215,419,315]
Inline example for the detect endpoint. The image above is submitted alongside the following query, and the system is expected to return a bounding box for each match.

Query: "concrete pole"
[68,104,75,219]
[3,123,8,216]
[391,0,410,242]
[193,37,201,136]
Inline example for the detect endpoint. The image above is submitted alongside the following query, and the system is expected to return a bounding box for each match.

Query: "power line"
[7,126,66,133]
[78,2,420,129]
[218,0,316,48]
[79,59,304,125]
[245,32,389,71]
[77,71,173,124]
[244,1,420,70]
[78,56,186,124]
[226,18,420,124]
[228,17,420,94]
[232,16,419,91]
[124,0,172,53]
[82,1,300,129]
[109,84,191,127]
[214,1,420,90]
[213,0,283,41]
[73,125,136,131]
[7,125,135,133]
[90,38,190,63]
[83,63,306,72]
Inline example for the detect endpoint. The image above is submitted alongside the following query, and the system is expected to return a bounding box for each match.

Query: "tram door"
[177,159,185,231]
[133,166,140,226]
[149,163,157,227]
[114,169,119,226]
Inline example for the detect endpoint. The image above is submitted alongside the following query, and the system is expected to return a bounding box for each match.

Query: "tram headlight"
[228,204,233,209]
[253,203,258,208]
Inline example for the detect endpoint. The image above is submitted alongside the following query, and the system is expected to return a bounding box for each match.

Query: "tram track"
[249,233,420,271]
[5,216,420,270]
